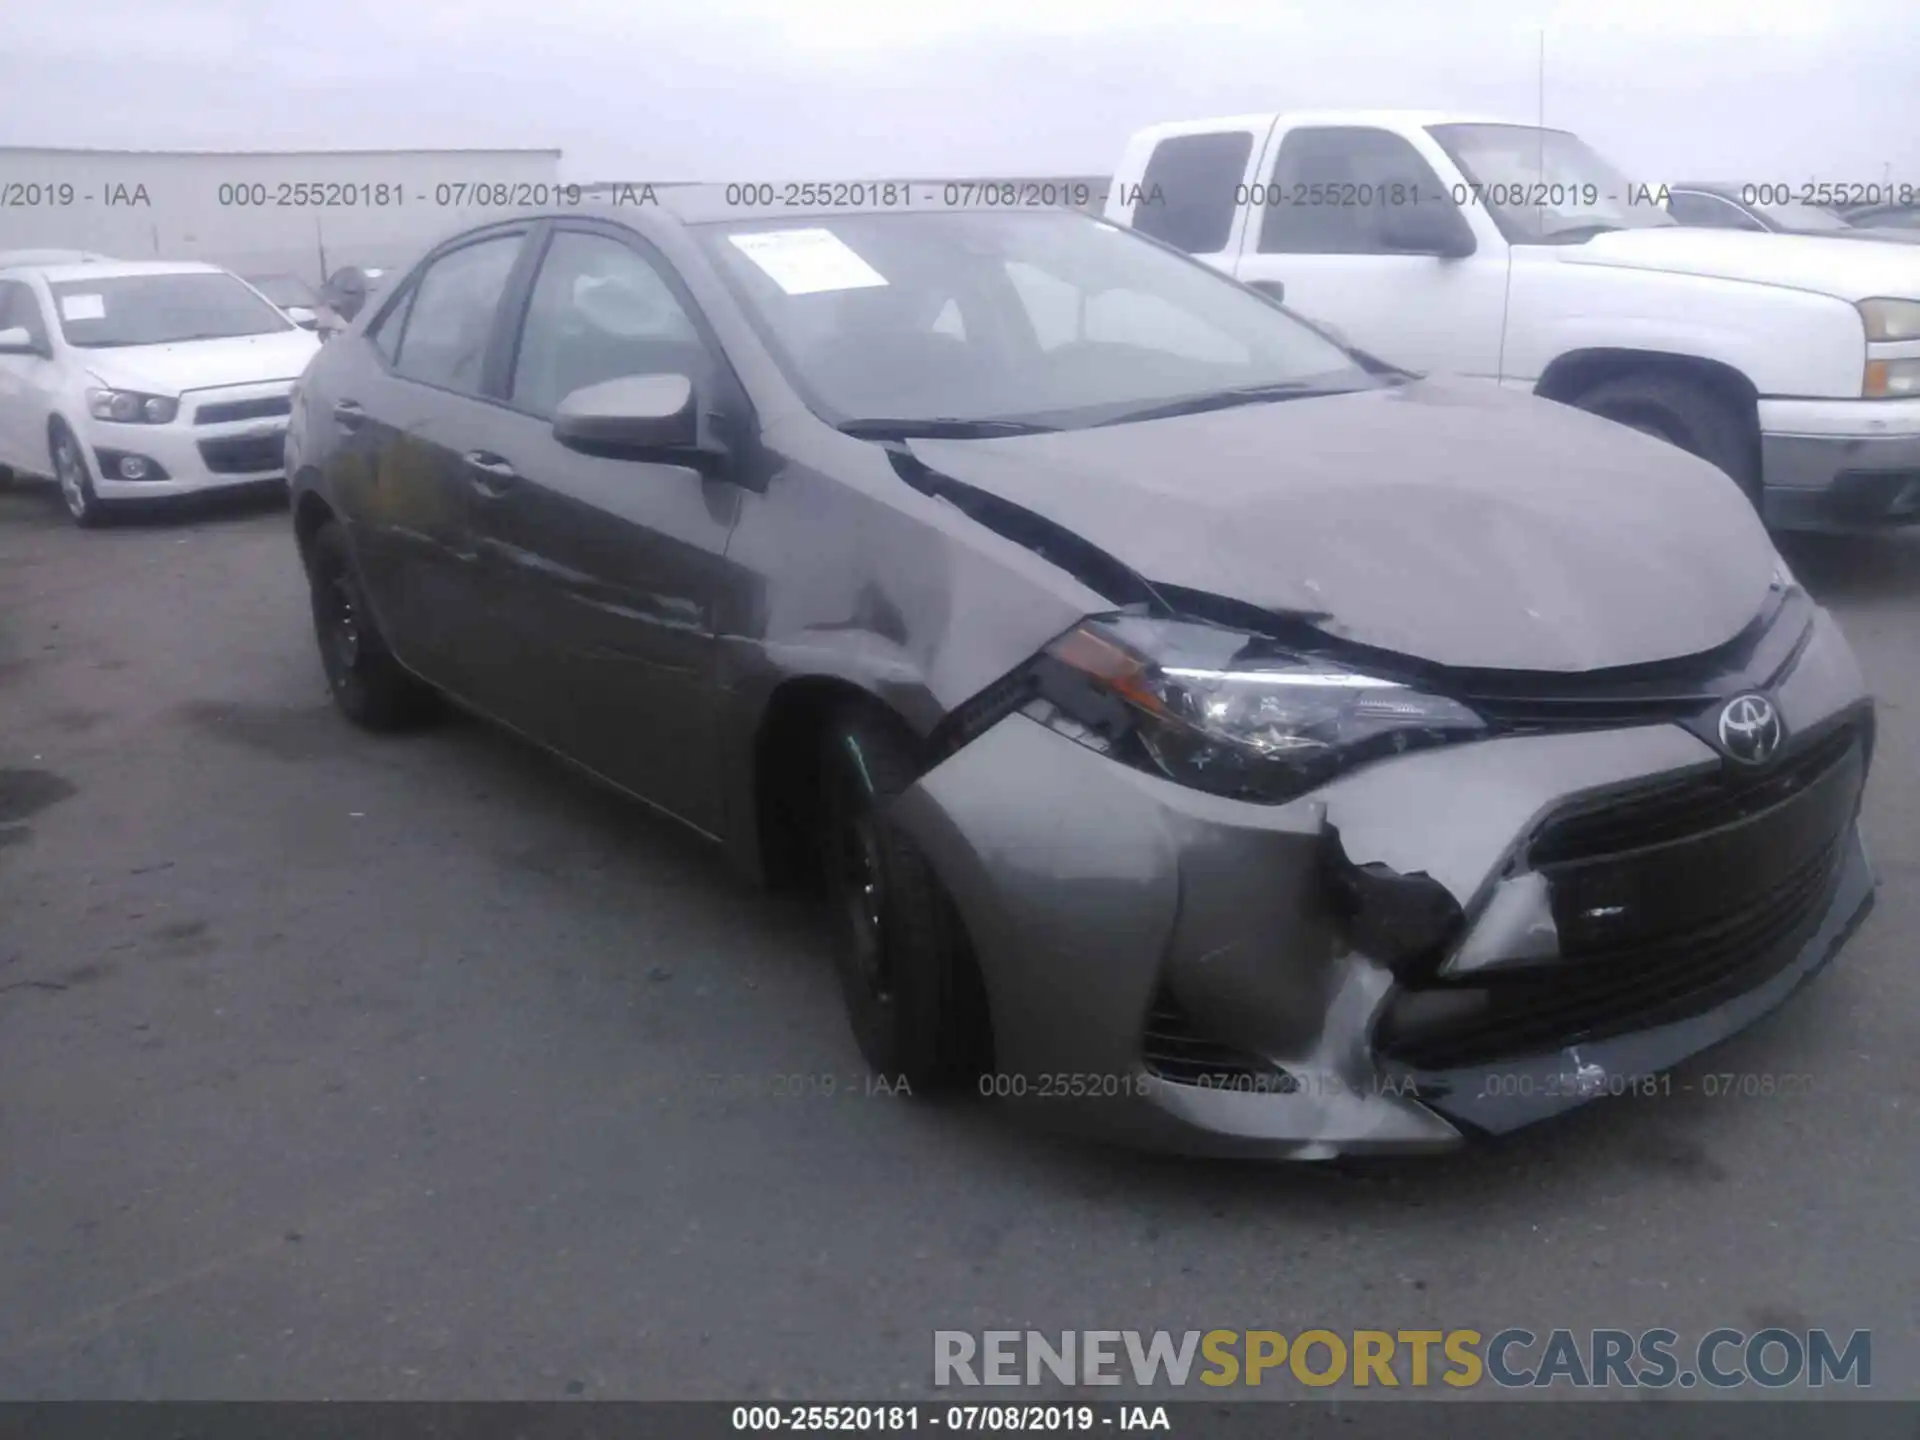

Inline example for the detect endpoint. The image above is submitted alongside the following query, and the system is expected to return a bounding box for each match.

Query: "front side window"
[1258,127,1455,255]
[391,235,523,394]
[1131,131,1254,255]
[47,271,293,348]
[1666,192,1763,230]
[0,280,49,348]
[1428,124,1678,244]
[508,230,708,418]
[698,209,1373,429]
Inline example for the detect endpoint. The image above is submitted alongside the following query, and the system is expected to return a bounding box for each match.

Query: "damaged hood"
[905,379,1780,672]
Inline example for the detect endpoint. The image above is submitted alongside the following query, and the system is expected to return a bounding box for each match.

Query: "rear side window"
[1131,131,1254,255]
[1257,127,1451,254]
[392,234,523,395]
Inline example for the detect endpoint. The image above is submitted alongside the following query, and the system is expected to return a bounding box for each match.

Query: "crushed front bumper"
[891,609,1877,1160]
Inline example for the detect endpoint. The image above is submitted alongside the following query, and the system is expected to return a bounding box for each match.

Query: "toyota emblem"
[1716,693,1783,765]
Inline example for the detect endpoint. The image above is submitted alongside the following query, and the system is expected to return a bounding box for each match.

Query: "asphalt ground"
[0,478,1915,1402]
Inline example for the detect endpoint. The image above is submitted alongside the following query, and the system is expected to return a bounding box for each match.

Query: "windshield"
[49,271,293,347]
[1428,124,1676,244]
[246,274,319,308]
[695,209,1372,429]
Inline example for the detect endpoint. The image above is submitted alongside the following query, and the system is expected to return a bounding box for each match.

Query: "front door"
[462,224,747,835]
[1233,124,1510,379]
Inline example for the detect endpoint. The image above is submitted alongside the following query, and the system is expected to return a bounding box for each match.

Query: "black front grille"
[194,395,291,426]
[197,432,286,475]
[1530,723,1858,868]
[1376,725,1864,1071]
[1140,987,1299,1093]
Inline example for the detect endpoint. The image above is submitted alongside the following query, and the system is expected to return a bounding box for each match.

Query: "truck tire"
[818,701,991,1092]
[1571,373,1759,506]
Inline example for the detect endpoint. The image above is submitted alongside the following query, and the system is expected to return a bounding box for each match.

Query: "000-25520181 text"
[730,1405,1107,1431]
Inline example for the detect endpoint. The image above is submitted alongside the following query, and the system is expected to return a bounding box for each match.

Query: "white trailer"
[0,147,565,286]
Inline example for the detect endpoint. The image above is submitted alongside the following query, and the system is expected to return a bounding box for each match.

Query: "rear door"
[1114,123,1269,274]
[458,221,749,834]
[326,228,533,702]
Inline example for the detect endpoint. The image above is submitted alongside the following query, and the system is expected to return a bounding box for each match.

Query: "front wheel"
[1571,372,1759,508]
[50,422,105,528]
[818,703,990,1091]
[305,519,439,730]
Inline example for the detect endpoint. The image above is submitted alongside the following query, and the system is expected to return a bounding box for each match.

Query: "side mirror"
[0,325,44,356]
[285,306,318,329]
[552,374,704,461]
[1379,201,1477,259]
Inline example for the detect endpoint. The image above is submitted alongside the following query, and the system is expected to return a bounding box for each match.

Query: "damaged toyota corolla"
[286,188,1878,1159]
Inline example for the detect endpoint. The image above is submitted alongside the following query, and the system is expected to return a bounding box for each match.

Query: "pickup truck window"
[1131,131,1254,254]
[1427,123,1676,244]
[1256,127,1453,255]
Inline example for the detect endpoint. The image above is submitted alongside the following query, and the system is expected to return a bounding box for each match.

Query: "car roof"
[567,184,1106,225]
[26,259,228,284]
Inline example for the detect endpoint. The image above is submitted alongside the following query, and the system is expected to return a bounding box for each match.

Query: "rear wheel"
[50,422,104,528]
[818,703,990,1091]
[1572,372,1758,507]
[305,519,439,730]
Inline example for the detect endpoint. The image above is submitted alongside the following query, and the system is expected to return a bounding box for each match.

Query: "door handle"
[464,450,519,498]
[332,399,366,429]
[1248,279,1286,304]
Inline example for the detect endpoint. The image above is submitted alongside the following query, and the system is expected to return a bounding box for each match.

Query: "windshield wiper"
[1096,381,1347,427]
[837,417,1060,440]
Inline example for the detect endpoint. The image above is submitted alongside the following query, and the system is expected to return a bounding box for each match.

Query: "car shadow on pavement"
[0,473,287,530]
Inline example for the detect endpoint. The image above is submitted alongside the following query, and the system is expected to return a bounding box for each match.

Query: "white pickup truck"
[1104,111,1920,532]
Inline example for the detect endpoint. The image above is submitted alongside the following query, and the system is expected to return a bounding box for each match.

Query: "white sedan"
[0,259,320,525]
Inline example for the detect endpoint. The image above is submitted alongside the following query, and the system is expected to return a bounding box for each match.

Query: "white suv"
[0,260,321,526]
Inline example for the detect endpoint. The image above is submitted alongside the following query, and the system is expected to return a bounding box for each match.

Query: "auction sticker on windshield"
[727,228,889,295]
[58,293,106,321]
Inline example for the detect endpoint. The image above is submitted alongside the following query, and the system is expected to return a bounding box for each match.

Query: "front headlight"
[86,387,178,424]
[1858,298,1920,342]
[1024,615,1487,803]
[1864,357,1920,398]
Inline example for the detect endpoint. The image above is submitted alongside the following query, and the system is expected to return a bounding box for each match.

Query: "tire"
[818,702,990,1091]
[1571,372,1758,505]
[304,519,439,730]
[50,421,105,528]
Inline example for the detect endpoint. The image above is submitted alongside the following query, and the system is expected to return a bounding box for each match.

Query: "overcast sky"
[3,0,1915,184]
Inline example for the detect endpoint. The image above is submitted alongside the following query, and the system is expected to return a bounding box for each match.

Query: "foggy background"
[2,0,1913,185]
